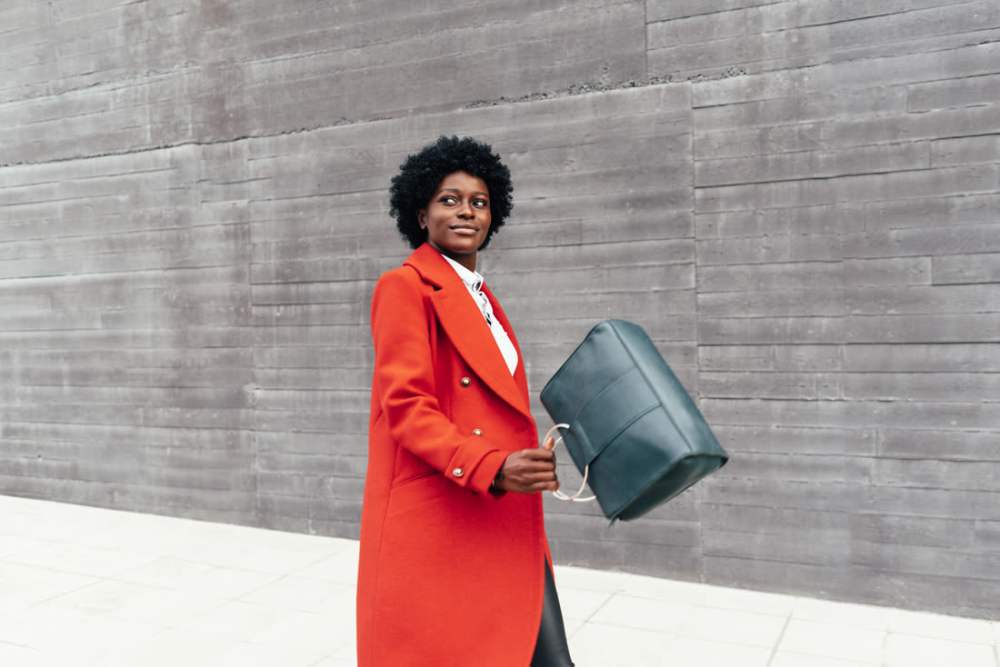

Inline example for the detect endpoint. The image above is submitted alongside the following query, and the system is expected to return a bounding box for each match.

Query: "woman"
[356,135,576,667]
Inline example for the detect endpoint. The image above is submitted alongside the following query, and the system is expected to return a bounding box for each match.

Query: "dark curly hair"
[389,135,514,250]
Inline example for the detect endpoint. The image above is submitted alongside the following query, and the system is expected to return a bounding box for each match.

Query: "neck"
[430,242,477,272]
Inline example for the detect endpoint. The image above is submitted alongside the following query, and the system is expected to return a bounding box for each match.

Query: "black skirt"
[530,558,576,667]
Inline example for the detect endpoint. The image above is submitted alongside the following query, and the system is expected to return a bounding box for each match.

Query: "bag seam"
[607,320,696,457]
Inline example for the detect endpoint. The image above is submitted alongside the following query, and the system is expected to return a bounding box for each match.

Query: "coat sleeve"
[370,269,507,496]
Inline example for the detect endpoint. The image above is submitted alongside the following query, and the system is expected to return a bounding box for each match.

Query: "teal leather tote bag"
[540,319,729,522]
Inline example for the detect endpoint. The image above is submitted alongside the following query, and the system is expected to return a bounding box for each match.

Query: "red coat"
[356,242,552,666]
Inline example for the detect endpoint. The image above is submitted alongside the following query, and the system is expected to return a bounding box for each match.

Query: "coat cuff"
[467,449,508,497]
[444,434,507,495]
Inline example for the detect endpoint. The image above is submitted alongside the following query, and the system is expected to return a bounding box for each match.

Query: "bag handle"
[542,423,596,503]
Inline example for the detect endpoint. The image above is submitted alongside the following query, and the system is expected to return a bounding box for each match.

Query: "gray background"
[2,0,999,619]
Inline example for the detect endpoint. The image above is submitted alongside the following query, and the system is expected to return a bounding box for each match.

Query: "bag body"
[540,319,728,522]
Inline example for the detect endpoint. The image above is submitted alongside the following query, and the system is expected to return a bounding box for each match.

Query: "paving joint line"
[765,612,793,667]
[570,585,622,639]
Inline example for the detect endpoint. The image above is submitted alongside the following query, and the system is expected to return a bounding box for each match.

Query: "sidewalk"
[0,494,997,667]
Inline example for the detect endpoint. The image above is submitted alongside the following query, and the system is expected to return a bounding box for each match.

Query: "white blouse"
[439,252,519,376]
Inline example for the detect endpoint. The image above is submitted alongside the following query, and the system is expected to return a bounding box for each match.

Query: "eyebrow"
[439,188,489,197]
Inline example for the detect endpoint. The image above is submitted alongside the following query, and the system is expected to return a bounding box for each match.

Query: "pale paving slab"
[0,534,65,560]
[564,615,588,637]
[1,541,161,579]
[33,577,232,626]
[112,556,283,600]
[168,599,298,644]
[293,543,362,586]
[0,643,50,667]
[2,494,1000,667]
[0,560,100,616]
[792,596,895,631]
[778,619,888,664]
[329,639,358,665]
[666,637,772,667]
[248,604,355,655]
[93,626,245,667]
[213,639,335,667]
[770,652,879,667]
[888,608,996,644]
[675,605,787,648]
[587,594,694,634]
[311,659,356,667]
[553,563,640,593]
[160,535,343,574]
[0,608,164,665]
[699,583,799,617]
[236,575,356,616]
[570,623,675,666]
[556,585,616,622]
[883,633,996,667]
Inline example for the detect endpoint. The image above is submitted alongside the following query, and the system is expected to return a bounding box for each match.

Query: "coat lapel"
[481,282,531,410]
[403,243,531,420]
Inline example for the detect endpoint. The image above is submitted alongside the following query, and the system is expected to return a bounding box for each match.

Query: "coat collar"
[403,242,532,421]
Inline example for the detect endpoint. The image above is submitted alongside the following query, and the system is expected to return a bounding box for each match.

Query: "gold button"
[452,467,464,477]
[472,428,482,436]
[460,376,471,386]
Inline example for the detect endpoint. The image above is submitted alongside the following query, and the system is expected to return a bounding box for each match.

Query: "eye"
[472,198,488,209]
[439,195,457,205]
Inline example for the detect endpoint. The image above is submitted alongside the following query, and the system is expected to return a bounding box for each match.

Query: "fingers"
[519,470,557,483]
[527,481,559,493]
[512,479,560,493]
[513,460,556,473]
[509,465,556,481]
[511,467,558,489]
[518,448,555,461]
[506,463,556,480]
[504,448,563,494]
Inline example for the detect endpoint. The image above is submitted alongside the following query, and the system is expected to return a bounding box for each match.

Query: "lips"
[449,224,478,234]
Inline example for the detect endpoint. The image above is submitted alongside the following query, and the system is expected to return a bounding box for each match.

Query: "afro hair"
[389,135,513,250]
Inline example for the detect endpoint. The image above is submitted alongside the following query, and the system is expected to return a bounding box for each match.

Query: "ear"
[418,209,427,230]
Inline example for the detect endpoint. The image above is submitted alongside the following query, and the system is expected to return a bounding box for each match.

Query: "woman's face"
[418,171,492,266]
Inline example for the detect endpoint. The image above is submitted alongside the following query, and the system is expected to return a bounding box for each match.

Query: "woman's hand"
[496,437,560,494]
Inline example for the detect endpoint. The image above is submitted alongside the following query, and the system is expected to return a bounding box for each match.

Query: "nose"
[457,200,474,218]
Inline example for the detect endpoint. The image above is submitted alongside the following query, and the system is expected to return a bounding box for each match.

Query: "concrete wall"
[2,0,999,618]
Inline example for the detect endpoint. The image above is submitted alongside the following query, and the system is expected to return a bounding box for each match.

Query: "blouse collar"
[438,250,485,293]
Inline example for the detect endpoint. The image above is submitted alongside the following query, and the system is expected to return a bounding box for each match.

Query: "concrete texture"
[5,494,1000,667]
[1,0,999,619]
